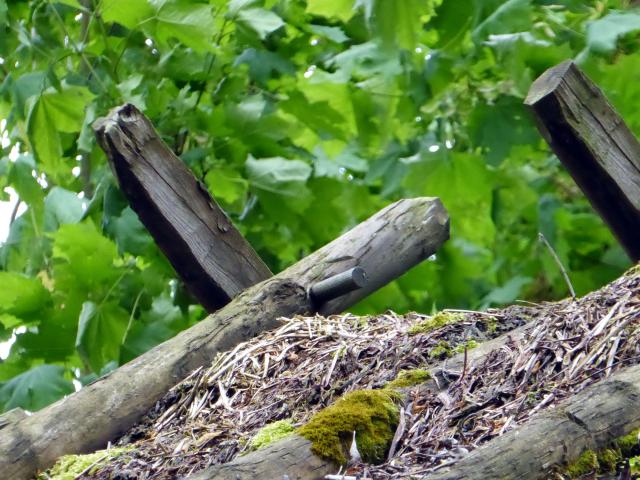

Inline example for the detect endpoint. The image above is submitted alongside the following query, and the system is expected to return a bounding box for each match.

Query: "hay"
[85,268,640,479]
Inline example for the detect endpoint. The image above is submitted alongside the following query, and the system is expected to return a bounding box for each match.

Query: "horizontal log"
[426,362,640,480]
[94,104,273,312]
[188,325,531,480]
[525,60,640,261]
[0,197,449,480]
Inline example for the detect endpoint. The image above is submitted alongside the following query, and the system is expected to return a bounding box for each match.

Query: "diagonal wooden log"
[0,197,449,480]
[94,104,273,312]
[425,362,640,480]
[525,60,640,261]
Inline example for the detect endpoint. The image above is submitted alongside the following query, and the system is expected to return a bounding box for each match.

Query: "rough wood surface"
[525,60,640,261]
[426,363,640,480]
[189,435,335,480]
[93,104,272,312]
[0,197,449,480]
[186,325,531,480]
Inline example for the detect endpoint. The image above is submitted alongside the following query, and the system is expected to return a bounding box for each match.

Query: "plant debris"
[83,268,640,480]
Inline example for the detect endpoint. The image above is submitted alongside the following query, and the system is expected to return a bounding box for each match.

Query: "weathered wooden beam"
[426,362,640,480]
[525,60,640,261]
[0,197,449,480]
[94,104,273,312]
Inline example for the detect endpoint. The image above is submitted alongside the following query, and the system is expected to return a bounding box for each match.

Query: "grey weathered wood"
[189,435,336,480]
[0,408,26,432]
[186,325,532,480]
[525,60,640,261]
[93,104,273,312]
[426,363,640,480]
[0,197,449,480]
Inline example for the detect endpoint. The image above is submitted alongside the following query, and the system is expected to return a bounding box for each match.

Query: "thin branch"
[538,232,576,300]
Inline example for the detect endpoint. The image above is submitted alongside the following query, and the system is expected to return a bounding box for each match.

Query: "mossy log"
[425,363,640,480]
[0,197,449,480]
[186,326,531,480]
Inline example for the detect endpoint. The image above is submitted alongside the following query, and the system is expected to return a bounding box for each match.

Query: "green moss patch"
[297,389,400,465]
[408,311,465,335]
[429,340,453,359]
[386,368,431,389]
[563,429,640,478]
[617,428,640,456]
[39,446,132,480]
[454,339,479,353]
[566,450,598,478]
[248,419,295,451]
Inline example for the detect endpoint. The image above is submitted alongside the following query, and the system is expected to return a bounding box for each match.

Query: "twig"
[539,232,576,300]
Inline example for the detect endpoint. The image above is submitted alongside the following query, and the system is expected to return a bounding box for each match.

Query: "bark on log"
[426,363,640,480]
[0,197,449,480]
[93,104,272,312]
[188,435,335,480]
[187,326,532,480]
[525,60,640,261]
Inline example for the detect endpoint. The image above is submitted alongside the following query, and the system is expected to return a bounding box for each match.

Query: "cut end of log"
[524,59,575,106]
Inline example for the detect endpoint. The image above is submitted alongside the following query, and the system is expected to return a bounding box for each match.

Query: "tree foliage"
[0,0,638,413]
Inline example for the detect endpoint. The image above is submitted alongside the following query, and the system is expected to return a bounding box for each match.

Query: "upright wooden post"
[525,60,640,261]
[94,104,273,312]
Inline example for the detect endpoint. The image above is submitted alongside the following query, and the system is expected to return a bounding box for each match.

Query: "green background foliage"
[0,0,638,413]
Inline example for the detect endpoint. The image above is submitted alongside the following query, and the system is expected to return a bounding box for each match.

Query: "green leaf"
[26,86,94,178]
[468,96,539,166]
[52,222,120,292]
[107,207,154,256]
[428,0,474,50]
[586,11,640,55]
[0,0,7,27]
[482,276,532,306]
[246,155,312,196]
[0,272,49,318]
[306,0,355,22]
[121,295,185,361]
[55,0,81,7]
[0,313,23,329]
[76,301,128,372]
[236,8,285,40]
[309,25,349,43]
[101,0,154,29]
[204,167,248,207]
[44,187,85,231]
[154,1,216,52]
[472,0,532,43]
[0,364,74,412]
[370,0,440,50]
[8,154,44,207]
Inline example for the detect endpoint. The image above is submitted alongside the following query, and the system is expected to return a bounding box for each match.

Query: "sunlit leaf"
[306,0,355,22]
[236,8,284,40]
[102,0,154,29]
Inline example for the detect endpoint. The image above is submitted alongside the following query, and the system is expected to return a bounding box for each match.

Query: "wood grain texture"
[426,363,640,480]
[525,60,640,261]
[93,104,272,312]
[188,435,336,480]
[0,197,449,480]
